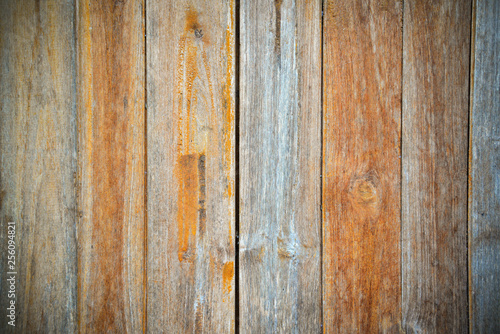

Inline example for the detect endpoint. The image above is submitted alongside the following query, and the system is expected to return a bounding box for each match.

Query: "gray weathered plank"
[146,0,236,332]
[239,0,322,332]
[76,0,146,332]
[322,0,403,332]
[470,0,500,332]
[0,0,77,332]
[402,0,471,332]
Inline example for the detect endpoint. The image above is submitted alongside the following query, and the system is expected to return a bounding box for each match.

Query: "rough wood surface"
[401,0,471,332]
[322,0,403,332]
[470,0,500,332]
[77,0,145,332]
[0,0,77,332]
[146,0,235,332]
[239,0,322,332]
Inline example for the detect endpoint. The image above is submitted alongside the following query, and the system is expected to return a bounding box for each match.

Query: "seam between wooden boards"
[467,1,477,333]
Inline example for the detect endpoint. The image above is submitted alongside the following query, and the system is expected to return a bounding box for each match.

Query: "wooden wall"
[0,0,498,333]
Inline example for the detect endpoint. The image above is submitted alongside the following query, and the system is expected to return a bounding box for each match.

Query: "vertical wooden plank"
[322,1,402,332]
[77,0,145,332]
[402,0,471,332]
[0,0,77,332]
[146,0,235,332]
[470,0,500,332]
[239,0,322,332]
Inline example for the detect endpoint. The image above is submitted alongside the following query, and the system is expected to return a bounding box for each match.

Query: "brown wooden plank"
[76,0,145,332]
[322,1,403,332]
[470,0,500,332]
[146,0,235,332]
[401,0,471,332]
[0,0,77,332]
[239,0,322,332]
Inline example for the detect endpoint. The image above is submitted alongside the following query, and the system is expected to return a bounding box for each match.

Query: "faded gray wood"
[239,0,322,332]
[0,0,77,332]
[402,0,471,332]
[470,0,500,332]
[146,0,236,332]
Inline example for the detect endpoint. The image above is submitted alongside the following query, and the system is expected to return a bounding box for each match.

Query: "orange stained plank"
[146,1,235,332]
[0,0,77,332]
[322,0,403,332]
[401,0,471,332]
[77,0,145,332]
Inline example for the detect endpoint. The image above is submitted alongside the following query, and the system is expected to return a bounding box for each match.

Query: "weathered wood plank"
[0,0,77,332]
[77,0,145,332]
[239,0,322,332]
[470,0,500,332]
[401,0,471,332]
[322,0,403,332]
[146,0,235,332]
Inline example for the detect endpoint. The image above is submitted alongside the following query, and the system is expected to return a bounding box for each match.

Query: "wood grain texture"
[470,0,500,332]
[401,0,471,332]
[146,0,235,332]
[239,0,322,332]
[0,0,77,332]
[322,1,403,332]
[77,0,145,332]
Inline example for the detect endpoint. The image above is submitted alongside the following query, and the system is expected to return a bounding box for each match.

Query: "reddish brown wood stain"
[223,0,235,201]
[88,1,129,328]
[148,2,235,331]
[223,0,235,248]
[323,0,402,332]
[177,154,200,262]
[174,9,216,262]
[77,0,145,332]
[176,153,207,262]
[90,86,126,330]
[2,0,480,331]
[222,261,235,298]
[402,1,470,331]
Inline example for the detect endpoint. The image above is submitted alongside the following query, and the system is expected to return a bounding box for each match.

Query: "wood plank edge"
[235,0,241,332]
[468,0,477,332]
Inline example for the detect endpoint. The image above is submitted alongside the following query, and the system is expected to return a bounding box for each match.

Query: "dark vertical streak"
[74,0,81,332]
[198,154,206,236]
[274,0,282,60]
[76,1,83,331]
[70,1,79,332]
[235,0,240,332]
[467,0,477,331]
[72,0,79,329]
